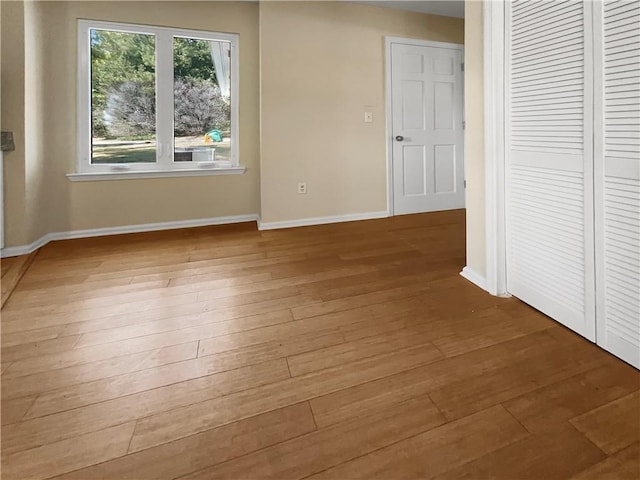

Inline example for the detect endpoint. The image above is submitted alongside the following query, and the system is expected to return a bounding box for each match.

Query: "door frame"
[384,36,465,216]
[483,1,599,300]
[483,2,508,297]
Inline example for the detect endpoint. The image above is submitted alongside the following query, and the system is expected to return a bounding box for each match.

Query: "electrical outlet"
[364,112,373,123]
[298,182,307,194]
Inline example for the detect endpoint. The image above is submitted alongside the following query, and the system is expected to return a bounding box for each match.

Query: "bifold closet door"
[506,0,596,340]
[595,0,640,368]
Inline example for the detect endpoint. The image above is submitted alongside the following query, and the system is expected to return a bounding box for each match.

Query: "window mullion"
[156,31,174,169]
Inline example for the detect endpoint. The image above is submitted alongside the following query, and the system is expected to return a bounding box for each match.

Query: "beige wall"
[463,0,486,276]
[259,1,464,223]
[1,1,260,247]
[1,1,28,245]
[24,0,50,242]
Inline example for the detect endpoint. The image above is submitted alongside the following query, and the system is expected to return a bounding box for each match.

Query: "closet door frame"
[483,0,509,298]
[484,0,596,305]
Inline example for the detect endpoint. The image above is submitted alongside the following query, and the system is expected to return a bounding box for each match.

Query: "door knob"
[395,135,404,141]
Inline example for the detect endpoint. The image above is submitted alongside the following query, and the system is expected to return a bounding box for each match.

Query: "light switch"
[364,112,373,123]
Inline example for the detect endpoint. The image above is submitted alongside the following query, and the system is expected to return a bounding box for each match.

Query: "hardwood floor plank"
[6,278,213,317]
[129,343,443,452]
[1,361,12,375]
[1,335,80,364]
[504,361,640,433]
[2,296,203,334]
[431,423,606,480]
[73,307,295,349]
[309,365,442,429]
[53,403,317,480]
[181,394,445,480]
[1,251,38,308]
[1,342,198,399]
[287,326,439,377]
[7,279,170,308]
[197,297,425,357]
[337,311,425,343]
[429,305,556,357]
[428,339,612,421]
[1,291,201,324]
[308,328,586,430]
[1,359,291,454]
[614,443,640,477]
[1,422,136,480]
[570,443,640,480]
[25,340,295,418]
[3,309,294,379]
[299,271,442,303]
[290,283,429,320]
[1,395,37,425]
[1,325,64,349]
[570,391,640,454]
[2,279,283,340]
[307,405,528,480]
[2,281,305,329]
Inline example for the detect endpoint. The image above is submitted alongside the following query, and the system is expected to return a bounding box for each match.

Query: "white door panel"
[506,0,596,341]
[595,0,640,368]
[390,43,464,215]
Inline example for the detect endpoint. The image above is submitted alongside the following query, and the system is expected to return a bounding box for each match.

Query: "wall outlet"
[298,182,307,194]
[364,111,373,123]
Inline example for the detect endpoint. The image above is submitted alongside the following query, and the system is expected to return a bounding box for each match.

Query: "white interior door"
[390,41,464,215]
[594,0,640,368]
[505,0,596,340]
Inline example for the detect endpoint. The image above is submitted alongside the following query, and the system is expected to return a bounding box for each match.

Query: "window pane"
[90,29,156,164]
[173,37,231,163]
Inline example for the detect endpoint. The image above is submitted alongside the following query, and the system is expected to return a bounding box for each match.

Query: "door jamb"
[384,36,464,217]
[482,3,509,297]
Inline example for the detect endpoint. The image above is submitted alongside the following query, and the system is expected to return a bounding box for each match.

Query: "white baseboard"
[460,266,488,292]
[0,214,259,258]
[1,211,392,258]
[258,211,389,231]
[0,235,51,258]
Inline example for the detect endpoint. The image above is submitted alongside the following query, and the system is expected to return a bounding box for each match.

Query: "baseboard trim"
[0,214,259,258]
[1,211,393,257]
[0,236,51,258]
[258,211,389,231]
[460,266,488,292]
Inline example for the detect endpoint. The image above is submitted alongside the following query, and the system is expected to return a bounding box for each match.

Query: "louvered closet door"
[506,0,596,340]
[595,0,640,368]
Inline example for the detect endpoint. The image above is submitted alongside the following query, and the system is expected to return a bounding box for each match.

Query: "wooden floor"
[1,252,37,309]
[1,210,638,480]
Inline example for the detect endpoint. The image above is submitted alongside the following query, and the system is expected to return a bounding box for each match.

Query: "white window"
[73,20,242,180]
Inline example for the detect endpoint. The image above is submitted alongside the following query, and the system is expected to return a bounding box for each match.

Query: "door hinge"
[461,62,464,72]
[462,120,466,130]
[464,180,467,188]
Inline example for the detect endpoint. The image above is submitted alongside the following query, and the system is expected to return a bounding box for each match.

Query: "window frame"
[75,19,240,177]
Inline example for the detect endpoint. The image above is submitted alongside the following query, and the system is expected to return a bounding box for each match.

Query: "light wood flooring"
[1,210,638,479]
[1,252,37,309]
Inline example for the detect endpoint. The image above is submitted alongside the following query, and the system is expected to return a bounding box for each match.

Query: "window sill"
[67,166,246,182]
